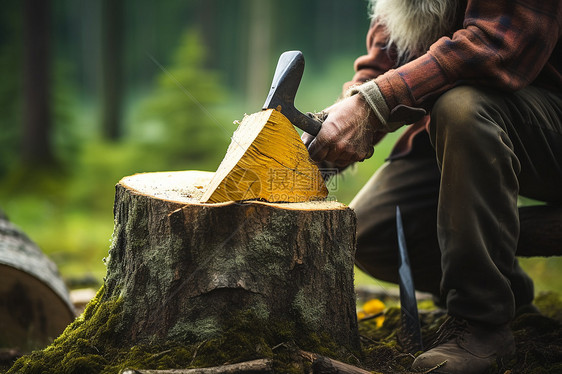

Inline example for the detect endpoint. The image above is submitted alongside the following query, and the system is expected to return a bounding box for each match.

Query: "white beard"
[370,0,459,62]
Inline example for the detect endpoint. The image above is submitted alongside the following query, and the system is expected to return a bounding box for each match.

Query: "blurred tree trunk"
[246,0,271,109]
[198,0,218,62]
[22,0,54,165]
[101,0,124,140]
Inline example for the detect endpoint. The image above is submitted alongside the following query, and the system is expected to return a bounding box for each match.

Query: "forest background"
[1,0,559,294]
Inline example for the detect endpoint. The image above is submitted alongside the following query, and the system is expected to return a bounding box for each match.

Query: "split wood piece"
[102,170,358,349]
[201,109,328,203]
[120,358,273,374]
[517,204,562,257]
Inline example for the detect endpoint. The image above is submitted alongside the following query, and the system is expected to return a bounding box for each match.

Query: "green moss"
[62,353,107,374]
[293,289,325,330]
[6,287,353,374]
[359,307,415,372]
[168,316,222,343]
[11,284,560,374]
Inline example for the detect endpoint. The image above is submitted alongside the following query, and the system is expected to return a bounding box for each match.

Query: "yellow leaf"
[363,299,385,315]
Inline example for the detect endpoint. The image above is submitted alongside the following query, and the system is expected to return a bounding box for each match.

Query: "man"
[302,0,562,373]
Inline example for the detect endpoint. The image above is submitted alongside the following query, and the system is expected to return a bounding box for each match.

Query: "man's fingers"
[301,132,315,147]
[304,94,383,165]
[308,123,372,163]
[307,137,329,162]
[308,123,344,162]
[309,138,374,165]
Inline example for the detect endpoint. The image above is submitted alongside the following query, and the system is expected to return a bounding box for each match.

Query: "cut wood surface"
[103,170,358,348]
[201,109,328,203]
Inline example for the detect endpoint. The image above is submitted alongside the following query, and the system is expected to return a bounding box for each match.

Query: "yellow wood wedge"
[200,109,328,203]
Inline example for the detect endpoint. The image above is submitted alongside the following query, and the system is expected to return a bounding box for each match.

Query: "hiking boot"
[411,315,515,374]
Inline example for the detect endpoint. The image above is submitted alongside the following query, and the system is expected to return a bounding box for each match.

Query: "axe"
[262,51,323,136]
[263,50,427,136]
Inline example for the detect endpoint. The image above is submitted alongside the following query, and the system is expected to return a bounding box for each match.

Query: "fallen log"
[0,212,74,352]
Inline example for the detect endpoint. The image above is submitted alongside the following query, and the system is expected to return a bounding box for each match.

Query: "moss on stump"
[8,285,355,373]
[9,289,562,374]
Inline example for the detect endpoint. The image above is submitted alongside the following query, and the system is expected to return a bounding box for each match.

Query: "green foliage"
[51,60,83,166]
[535,291,562,322]
[134,29,231,172]
[0,28,238,285]
[0,1,22,177]
[0,2,81,177]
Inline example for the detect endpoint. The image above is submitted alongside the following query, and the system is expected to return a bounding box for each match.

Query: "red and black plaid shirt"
[348,0,562,158]
[350,0,562,110]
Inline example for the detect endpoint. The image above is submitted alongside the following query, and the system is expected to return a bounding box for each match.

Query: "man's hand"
[302,94,385,168]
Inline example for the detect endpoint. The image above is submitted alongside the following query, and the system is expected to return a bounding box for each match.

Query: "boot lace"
[429,315,469,349]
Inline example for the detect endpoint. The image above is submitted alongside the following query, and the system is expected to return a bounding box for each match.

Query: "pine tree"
[138,30,230,171]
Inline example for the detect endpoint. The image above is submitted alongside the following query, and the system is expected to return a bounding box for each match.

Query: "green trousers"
[351,86,562,325]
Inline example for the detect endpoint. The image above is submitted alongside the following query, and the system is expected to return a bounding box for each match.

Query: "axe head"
[263,51,323,136]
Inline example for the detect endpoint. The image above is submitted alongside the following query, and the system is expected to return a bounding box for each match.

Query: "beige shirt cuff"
[345,81,403,132]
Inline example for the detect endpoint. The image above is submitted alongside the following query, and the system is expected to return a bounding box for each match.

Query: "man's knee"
[430,86,510,160]
[432,86,485,120]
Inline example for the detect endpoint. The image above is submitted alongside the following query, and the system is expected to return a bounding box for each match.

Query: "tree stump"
[7,170,359,373]
[106,170,358,348]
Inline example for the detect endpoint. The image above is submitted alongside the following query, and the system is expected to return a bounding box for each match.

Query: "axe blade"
[263,50,323,136]
[396,206,424,353]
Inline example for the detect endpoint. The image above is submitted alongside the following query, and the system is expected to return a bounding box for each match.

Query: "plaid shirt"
[350,0,562,110]
[348,0,562,157]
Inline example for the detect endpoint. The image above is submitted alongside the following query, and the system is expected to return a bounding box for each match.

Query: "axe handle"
[288,108,322,136]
